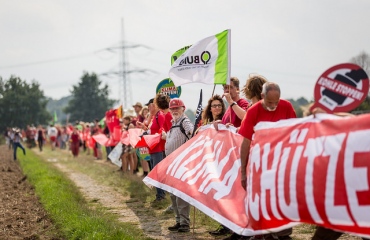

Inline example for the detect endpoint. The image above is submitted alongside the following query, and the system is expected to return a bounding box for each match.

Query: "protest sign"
[137,147,150,161]
[169,29,231,86]
[108,142,123,167]
[144,114,370,237]
[156,78,182,98]
[311,63,369,113]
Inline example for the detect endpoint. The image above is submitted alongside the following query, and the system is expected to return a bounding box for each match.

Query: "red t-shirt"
[239,99,296,140]
[222,98,249,128]
[71,133,80,143]
[149,111,165,154]
[164,112,173,132]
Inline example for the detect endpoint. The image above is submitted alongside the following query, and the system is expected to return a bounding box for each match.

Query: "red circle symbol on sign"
[313,63,369,113]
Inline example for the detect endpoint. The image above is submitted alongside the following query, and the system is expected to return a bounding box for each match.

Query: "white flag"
[169,29,231,86]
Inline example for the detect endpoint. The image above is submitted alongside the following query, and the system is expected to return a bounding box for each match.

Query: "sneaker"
[168,223,181,231]
[178,225,190,232]
[209,225,231,236]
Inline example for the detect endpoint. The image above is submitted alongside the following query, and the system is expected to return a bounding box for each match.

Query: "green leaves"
[0,76,51,129]
[64,72,116,122]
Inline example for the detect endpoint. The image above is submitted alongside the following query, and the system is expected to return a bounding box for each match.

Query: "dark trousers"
[150,151,165,199]
[38,139,43,151]
[13,142,26,160]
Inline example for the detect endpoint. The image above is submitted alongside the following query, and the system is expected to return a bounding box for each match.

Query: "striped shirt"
[165,114,194,156]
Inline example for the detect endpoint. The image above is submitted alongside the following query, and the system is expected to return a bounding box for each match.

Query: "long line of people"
[4,73,349,240]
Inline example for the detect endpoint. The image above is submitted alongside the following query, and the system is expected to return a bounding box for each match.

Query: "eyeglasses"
[211,104,222,108]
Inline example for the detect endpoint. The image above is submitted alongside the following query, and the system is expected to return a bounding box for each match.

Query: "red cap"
[169,98,185,110]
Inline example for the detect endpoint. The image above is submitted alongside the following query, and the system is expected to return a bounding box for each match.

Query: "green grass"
[34,146,220,232]
[18,148,152,240]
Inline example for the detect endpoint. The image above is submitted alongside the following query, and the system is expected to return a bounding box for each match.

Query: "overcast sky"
[1,0,369,110]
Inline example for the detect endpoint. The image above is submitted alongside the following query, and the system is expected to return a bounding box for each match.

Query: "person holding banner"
[239,82,296,240]
[137,95,169,202]
[121,116,135,173]
[139,106,150,175]
[210,75,268,239]
[162,98,194,233]
[202,94,226,124]
[214,77,249,131]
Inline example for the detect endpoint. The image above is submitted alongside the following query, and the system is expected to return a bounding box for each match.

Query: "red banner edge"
[142,177,298,236]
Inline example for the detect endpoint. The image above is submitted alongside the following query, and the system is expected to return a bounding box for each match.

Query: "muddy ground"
[0,145,59,240]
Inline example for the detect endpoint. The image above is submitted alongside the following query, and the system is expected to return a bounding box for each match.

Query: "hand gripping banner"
[143,124,251,234]
[247,113,370,238]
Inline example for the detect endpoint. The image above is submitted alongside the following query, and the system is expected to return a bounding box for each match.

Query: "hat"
[169,98,185,109]
[145,98,154,106]
[132,102,143,108]
[12,127,20,133]
[124,108,136,117]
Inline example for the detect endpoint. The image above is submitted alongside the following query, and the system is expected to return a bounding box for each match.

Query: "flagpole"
[211,84,216,97]
[229,85,232,124]
[193,206,195,235]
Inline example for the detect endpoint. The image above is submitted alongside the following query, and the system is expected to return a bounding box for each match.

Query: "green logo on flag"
[201,51,211,64]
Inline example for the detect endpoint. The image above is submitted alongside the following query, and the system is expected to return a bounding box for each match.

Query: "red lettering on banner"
[144,115,370,237]
[247,114,370,236]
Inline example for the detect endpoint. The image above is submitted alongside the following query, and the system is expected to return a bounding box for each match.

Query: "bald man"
[238,82,296,240]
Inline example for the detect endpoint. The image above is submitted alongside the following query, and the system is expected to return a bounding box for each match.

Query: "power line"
[0,52,94,70]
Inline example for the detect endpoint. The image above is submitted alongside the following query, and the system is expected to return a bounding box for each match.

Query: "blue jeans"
[13,142,26,160]
[150,151,165,199]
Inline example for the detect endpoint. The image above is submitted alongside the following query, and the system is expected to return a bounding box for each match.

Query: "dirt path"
[52,162,211,239]
[0,146,59,240]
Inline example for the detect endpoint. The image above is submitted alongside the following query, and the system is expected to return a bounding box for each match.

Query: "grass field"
[18,148,152,240]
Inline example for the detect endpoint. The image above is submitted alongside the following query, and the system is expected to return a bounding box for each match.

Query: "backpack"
[155,111,165,126]
[169,117,190,141]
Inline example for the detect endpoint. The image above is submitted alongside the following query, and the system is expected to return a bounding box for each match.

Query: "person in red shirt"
[239,82,296,240]
[214,77,249,130]
[137,95,170,202]
[70,127,80,157]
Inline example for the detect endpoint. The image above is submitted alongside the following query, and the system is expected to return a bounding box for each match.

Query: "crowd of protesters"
[3,73,362,240]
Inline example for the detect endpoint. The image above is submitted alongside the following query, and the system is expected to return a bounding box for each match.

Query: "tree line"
[0,72,115,130]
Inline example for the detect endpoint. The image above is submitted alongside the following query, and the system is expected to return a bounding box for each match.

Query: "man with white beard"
[162,98,194,233]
